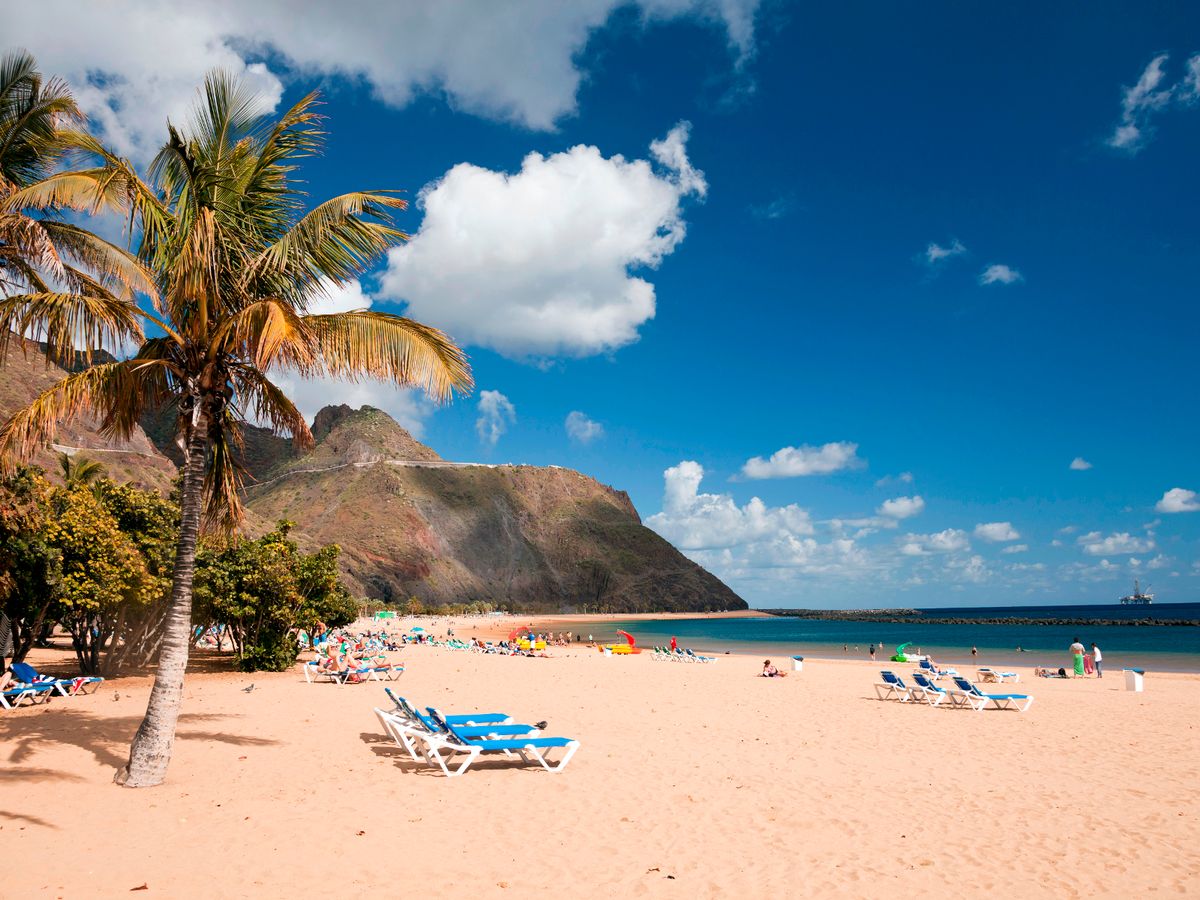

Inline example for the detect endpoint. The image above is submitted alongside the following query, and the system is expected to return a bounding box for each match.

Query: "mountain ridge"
[0,345,745,613]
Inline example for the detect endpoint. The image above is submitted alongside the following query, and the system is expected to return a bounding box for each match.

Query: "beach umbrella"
[410,626,425,633]
[617,629,636,648]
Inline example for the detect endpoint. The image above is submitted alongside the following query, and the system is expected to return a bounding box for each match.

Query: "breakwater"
[759,608,1200,627]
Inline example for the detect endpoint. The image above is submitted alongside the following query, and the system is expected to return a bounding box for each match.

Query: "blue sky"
[11,2,1200,607]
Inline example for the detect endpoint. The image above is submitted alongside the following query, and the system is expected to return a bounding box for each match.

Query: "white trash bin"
[1124,668,1144,692]
[791,656,804,672]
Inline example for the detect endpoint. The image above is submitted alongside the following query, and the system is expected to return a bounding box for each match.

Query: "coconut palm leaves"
[0,51,152,358]
[0,66,472,787]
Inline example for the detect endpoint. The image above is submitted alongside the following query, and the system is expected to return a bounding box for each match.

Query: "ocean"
[600,602,1200,672]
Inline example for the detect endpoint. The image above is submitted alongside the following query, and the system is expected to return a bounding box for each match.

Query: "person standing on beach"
[1092,643,1103,678]
[971,645,978,658]
[1069,637,1086,677]
[670,636,677,652]
[868,644,876,661]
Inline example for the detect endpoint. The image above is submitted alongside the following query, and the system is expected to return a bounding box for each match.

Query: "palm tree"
[58,451,105,487]
[0,71,472,787]
[0,50,152,338]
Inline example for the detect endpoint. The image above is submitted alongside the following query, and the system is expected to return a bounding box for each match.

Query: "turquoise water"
[598,604,1200,672]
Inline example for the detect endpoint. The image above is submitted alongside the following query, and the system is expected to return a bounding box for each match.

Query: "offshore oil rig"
[1119,579,1154,605]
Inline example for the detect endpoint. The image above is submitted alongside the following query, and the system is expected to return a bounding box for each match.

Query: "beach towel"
[1073,655,1085,676]
[1083,655,1094,675]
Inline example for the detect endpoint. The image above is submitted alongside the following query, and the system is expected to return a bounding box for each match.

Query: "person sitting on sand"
[760,659,787,678]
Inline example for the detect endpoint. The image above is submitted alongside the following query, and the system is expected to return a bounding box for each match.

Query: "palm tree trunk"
[115,427,207,787]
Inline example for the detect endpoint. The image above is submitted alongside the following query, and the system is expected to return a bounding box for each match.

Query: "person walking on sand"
[971,645,978,658]
[1092,642,1103,678]
[670,636,677,652]
[1069,637,1086,677]
[868,644,876,662]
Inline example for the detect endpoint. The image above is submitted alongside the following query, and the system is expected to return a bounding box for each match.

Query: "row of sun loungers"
[302,659,405,685]
[914,659,1020,684]
[1,662,104,710]
[651,646,716,663]
[875,670,1034,712]
[374,689,580,777]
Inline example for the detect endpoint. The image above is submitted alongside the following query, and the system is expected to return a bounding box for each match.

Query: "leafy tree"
[193,522,355,672]
[0,467,60,662]
[0,72,471,787]
[44,484,149,675]
[92,480,179,671]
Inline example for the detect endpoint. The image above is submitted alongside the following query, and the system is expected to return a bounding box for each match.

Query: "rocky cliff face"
[243,405,746,612]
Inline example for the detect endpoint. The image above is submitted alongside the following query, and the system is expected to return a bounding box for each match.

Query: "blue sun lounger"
[377,692,541,760]
[951,676,1034,712]
[383,688,510,726]
[419,708,580,777]
[910,672,951,706]
[874,670,915,701]
[1,681,57,709]
[9,662,104,697]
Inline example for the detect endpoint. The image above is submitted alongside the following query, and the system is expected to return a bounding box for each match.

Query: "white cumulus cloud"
[924,239,967,266]
[901,528,970,555]
[974,521,1020,542]
[7,2,759,158]
[476,390,516,447]
[1070,457,1093,471]
[646,461,814,551]
[1157,487,1200,513]
[741,442,862,479]
[380,123,705,359]
[565,411,604,444]
[1001,544,1029,554]
[979,264,1023,286]
[877,496,924,519]
[1078,531,1156,556]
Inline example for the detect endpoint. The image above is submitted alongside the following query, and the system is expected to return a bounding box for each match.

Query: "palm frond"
[210,298,314,371]
[301,310,472,404]
[0,291,145,365]
[0,50,83,187]
[0,361,163,469]
[0,209,66,283]
[204,420,245,533]
[230,364,313,450]
[37,220,157,299]
[247,192,408,297]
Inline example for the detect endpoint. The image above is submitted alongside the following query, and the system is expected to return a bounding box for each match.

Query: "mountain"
[0,340,177,492]
[0,343,745,612]
[243,404,746,612]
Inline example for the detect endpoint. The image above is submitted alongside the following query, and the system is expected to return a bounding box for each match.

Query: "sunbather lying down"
[1034,666,1069,678]
[760,659,787,678]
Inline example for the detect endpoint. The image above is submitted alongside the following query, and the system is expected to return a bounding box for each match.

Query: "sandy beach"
[3,633,1199,899]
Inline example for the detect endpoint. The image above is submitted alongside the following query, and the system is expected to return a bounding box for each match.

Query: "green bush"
[193,521,354,672]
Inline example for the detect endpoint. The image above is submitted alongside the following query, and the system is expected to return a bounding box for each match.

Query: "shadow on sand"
[0,707,278,772]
